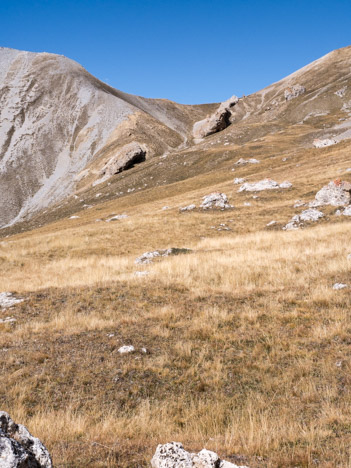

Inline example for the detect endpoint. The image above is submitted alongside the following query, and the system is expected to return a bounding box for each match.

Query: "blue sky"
[1,0,351,104]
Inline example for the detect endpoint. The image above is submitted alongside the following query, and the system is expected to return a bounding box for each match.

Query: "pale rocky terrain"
[2,45,351,467]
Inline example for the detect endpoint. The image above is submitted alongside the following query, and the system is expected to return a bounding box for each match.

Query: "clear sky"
[1,0,351,104]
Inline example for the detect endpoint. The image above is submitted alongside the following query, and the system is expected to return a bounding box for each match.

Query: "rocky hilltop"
[1,46,351,231]
[0,47,211,227]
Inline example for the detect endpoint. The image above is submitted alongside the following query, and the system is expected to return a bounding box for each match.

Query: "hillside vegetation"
[1,46,351,467]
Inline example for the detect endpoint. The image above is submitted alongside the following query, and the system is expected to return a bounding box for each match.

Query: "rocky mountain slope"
[0,47,212,227]
[2,45,351,468]
[1,46,351,232]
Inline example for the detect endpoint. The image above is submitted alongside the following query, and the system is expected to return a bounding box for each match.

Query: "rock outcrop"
[200,193,232,209]
[238,179,292,192]
[284,84,306,101]
[193,96,238,139]
[283,208,324,230]
[0,411,52,467]
[234,158,259,166]
[135,248,192,265]
[151,442,248,468]
[310,180,351,207]
[313,138,337,148]
[0,292,23,310]
[97,142,146,183]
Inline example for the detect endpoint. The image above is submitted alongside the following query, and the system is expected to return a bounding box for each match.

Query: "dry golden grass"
[2,127,351,466]
[1,213,351,466]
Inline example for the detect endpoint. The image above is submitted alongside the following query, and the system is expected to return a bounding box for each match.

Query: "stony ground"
[2,46,351,467]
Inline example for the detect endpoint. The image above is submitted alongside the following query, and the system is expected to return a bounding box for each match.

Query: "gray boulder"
[0,412,52,467]
[97,142,146,184]
[313,138,337,148]
[135,248,192,265]
[200,193,233,210]
[310,180,351,207]
[193,96,238,139]
[151,442,249,468]
[283,208,324,230]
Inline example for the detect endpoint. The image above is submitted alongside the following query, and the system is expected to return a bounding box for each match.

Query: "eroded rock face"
[193,96,238,139]
[98,142,146,183]
[151,442,249,468]
[311,180,351,207]
[200,193,232,209]
[0,412,52,467]
[284,84,306,101]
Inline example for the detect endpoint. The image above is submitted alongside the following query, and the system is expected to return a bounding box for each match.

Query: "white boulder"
[151,442,249,468]
[0,293,23,310]
[313,138,337,148]
[333,283,348,290]
[233,178,245,185]
[200,193,232,209]
[118,345,135,354]
[180,204,196,212]
[342,206,351,216]
[0,411,52,467]
[279,181,293,189]
[283,209,324,230]
[135,248,191,265]
[311,180,351,207]
[238,179,279,192]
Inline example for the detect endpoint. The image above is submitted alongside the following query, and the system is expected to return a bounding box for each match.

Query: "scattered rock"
[162,206,170,211]
[0,293,23,310]
[279,181,293,189]
[135,248,192,265]
[333,283,348,290]
[310,180,351,207]
[283,209,324,230]
[284,84,306,101]
[193,96,238,138]
[180,204,196,212]
[118,345,135,354]
[313,138,337,148]
[294,200,306,208]
[234,158,260,166]
[69,215,80,219]
[134,271,150,277]
[233,178,245,185]
[106,214,128,222]
[0,411,52,467]
[342,206,351,216]
[200,193,233,209]
[0,317,16,324]
[238,179,291,192]
[266,220,276,226]
[335,86,347,98]
[299,208,324,222]
[98,142,146,183]
[341,100,351,113]
[151,442,248,468]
